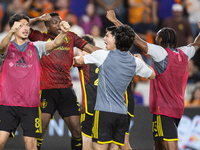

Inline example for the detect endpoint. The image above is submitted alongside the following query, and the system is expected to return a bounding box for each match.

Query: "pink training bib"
[149,48,189,118]
[0,41,41,107]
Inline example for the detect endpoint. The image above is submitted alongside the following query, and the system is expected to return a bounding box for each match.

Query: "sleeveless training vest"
[0,41,41,107]
[149,48,188,118]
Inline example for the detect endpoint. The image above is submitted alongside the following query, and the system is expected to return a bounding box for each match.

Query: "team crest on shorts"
[41,99,47,109]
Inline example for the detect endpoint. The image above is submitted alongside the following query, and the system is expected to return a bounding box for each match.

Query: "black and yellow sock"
[71,136,82,150]
[37,137,43,150]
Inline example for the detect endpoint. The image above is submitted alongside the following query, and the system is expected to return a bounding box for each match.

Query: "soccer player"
[0,13,70,150]
[136,24,200,150]
[123,82,134,150]
[107,10,200,150]
[104,25,134,150]
[106,11,140,150]
[76,33,134,150]
[28,12,100,150]
[74,25,155,150]
[74,34,98,150]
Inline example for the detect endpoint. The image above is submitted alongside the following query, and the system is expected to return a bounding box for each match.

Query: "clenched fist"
[106,10,116,22]
[60,21,70,34]
[10,22,23,33]
[38,13,51,21]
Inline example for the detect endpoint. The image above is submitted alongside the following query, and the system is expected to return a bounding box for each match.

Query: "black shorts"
[92,110,128,146]
[125,114,131,135]
[0,106,42,138]
[152,114,180,141]
[81,113,94,138]
[125,83,134,118]
[40,88,80,118]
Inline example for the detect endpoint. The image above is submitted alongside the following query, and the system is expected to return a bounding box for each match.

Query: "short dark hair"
[158,27,177,48]
[44,12,60,27]
[106,26,117,37]
[81,34,95,46]
[9,13,29,28]
[115,25,135,51]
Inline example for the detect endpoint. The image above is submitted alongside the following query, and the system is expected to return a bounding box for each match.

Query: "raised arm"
[133,33,148,54]
[191,22,200,52]
[106,10,123,26]
[45,21,70,53]
[107,10,148,53]
[0,22,23,54]
[29,13,51,26]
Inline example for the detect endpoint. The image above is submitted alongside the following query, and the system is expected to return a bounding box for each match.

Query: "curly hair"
[9,13,29,28]
[158,27,177,48]
[115,25,135,51]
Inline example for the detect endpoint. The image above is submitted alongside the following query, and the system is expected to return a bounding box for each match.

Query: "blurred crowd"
[0,0,200,106]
